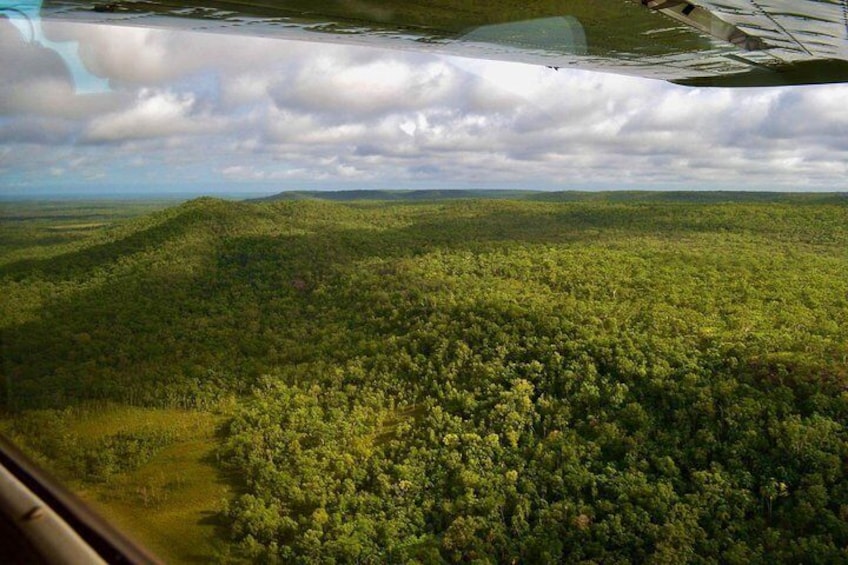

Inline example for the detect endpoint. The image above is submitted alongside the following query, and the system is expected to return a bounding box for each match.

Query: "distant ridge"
[250,189,847,204]
[248,189,537,202]
[527,190,848,203]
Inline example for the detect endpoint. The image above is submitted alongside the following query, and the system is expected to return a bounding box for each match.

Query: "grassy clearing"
[84,437,233,563]
[1,405,236,564]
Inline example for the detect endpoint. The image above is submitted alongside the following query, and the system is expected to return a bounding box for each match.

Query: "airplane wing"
[16,0,848,87]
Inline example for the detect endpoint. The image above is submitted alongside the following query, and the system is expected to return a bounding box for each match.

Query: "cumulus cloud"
[2,20,848,194]
[268,56,465,117]
[49,21,304,86]
[83,88,224,142]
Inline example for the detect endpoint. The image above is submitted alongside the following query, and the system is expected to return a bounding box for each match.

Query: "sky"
[2,18,848,196]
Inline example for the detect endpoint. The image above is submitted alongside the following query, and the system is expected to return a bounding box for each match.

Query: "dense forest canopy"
[1,195,847,563]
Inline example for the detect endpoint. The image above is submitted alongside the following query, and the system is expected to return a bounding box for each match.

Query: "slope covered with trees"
[2,196,847,563]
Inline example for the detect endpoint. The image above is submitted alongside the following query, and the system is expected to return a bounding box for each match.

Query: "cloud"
[0,18,130,137]
[268,56,465,117]
[82,88,223,142]
[50,20,303,86]
[2,20,848,194]
[0,19,107,119]
[0,18,72,89]
[757,86,848,144]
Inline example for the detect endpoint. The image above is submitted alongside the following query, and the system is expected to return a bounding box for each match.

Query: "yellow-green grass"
[83,437,232,563]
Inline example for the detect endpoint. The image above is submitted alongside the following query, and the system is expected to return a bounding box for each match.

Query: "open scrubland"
[1,194,847,562]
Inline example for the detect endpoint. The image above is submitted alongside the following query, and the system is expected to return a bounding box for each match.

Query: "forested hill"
[2,197,848,563]
[253,189,848,204]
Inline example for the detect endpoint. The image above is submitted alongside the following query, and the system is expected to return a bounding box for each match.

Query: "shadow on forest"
[190,445,245,562]
[0,198,805,283]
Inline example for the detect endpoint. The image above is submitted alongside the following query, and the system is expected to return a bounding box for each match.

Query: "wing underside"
[23,0,848,86]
